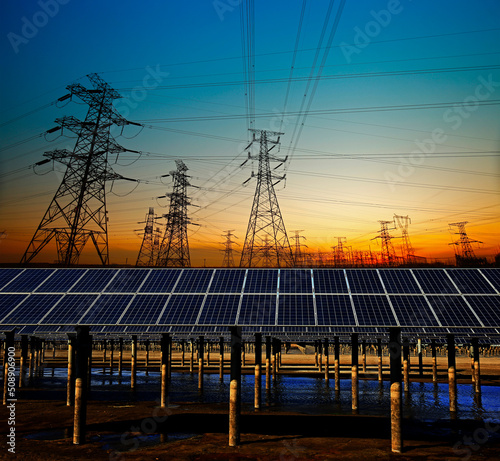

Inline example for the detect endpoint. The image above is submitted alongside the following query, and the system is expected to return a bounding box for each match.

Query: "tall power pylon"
[372,220,397,266]
[136,207,162,266]
[291,230,307,267]
[221,230,238,267]
[449,221,482,262]
[332,236,348,267]
[394,214,416,264]
[21,73,136,266]
[156,160,194,267]
[239,129,294,268]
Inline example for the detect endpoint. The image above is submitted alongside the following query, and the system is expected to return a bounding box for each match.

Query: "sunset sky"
[1,0,499,266]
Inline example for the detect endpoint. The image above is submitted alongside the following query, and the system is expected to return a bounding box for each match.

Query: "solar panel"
[198,295,239,324]
[279,269,312,293]
[412,269,458,294]
[69,269,119,292]
[315,295,355,326]
[1,269,54,292]
[379,269,421,294]
[104,269,150,293]
[0,294,29,321]
[118,294,169,324]
[208,269,246,293]
[79,295,134,324]
[426,296,482,327]
[480,269,500,291]
[35,269,87,292]
[138,269,181,293]
[157,294,205,324]
[446,269,497,294]
[244,269,278,293]
[464,296,500,327]
[346,270,385,293]
[277,295,315,325]
[352,295,398,326]
[40,294,99,325]
[389,295,440,326]
[173,270,213,293]
[0,269,24,290]
[312,269,348,293]
[1,294,63,325]
[238,294,277,325]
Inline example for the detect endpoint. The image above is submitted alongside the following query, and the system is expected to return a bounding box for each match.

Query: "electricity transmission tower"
[372,220,398,266]
[394,214,416,264]
[136,207,162,266]
[156,160,194,267]
[449,221,483,265]
[240,129,294,268]
[21,73,137,266]
[221,230,238,267]
[291,230,307,267]
[332,236,348,267]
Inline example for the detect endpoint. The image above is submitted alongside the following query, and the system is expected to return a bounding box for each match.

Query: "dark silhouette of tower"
[332,236,348,267]
[372,220,397,266]
[221,230,238,267]
[291,230,307,267]
[20,73,137,265]
[394,214,416,264]
[449,221,484,266]
[136,207,161,266]
[156,160,194,267]
[240,129,293,268]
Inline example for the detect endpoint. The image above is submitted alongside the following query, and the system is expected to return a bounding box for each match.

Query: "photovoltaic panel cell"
[480,269,500,291]
[238,294,277,325]
[352,295,398,326]
[35,269,87,292]
[0,294,29,321]
[79,295,133,324]
[40,294,99,325]
[244,269,278,293]
[118,294,169,324]
[279,270,312,293]
[208,270,246,293]
[0,269,24,290]
[389,295,440,327]
[157,294,205,324]
[173,270,213,293]
[426,296,482,327]
[104,269,150,293]
[313,269,348,294]
[69,269,119,292]
[198,295,239,324]
[315,295,355,326]
[464,296,500,327]
[1,294,62,324]
[346,270,385,294]
[139,269,181,293]
[0,269,54,292]
[446,269,496,294]
[378,270,421,294]
[412,269,459,294]
[277,295,315,325]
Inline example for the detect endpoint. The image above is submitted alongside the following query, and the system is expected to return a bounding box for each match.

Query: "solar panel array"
[0,268,499,340]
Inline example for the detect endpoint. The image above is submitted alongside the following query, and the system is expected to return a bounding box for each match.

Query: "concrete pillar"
[314,340,319,366]
[334,337,340,391]
[447,334,457,414]
[131,336,137,390]
[28,336,35,382]
[219,336,224,381]
[254,333,262,410]
[207,341,211,366]
[472,338,481,394]
[241,340,245,367]
[66,336,75,406]
[403,338,410,392]
[265,336,272,390]
[2,331,15,405]
[118,338,123,377]
[229,326,242,447]
[198,336,204,391]
[431,339,437,384]
[324,338,329,382]
[351,333,359,412]
[318,340,323,372]
[109,339,114,374]
[102,339,107,364]
[377,338,383,382]
[190,340,194,373]
[52,340,57,359]
[272,338,278,377]
[389,327,402,453]
[160,333,170,408]
[145,339,150,369]
[362,340,367,373]
[87,336,93,391]
[19,335,28,389]
[73,326,91,445]
[181,340,185,367]
[417,339,423,378]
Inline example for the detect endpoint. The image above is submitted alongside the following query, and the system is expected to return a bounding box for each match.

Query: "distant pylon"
[20,73,137,266]
[394,215,416,264]
[221,230,238,267]
[156,160,194,267]
[448,221,482,260]
[291,230,307,267]
[372,220,397,266]
[136,207,161,266]
[239,129,294,268]
[332,237,347,267]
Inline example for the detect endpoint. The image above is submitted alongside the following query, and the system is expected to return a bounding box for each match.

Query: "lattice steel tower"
[372,220,397,266]
[221,230,238,267]
[21,73,135,266]
[239,129,294,268]
[394,214,416,264]
[136,207,162,266]
[449,221,482,260]
[156,160,193,267]
[292,230,307,267]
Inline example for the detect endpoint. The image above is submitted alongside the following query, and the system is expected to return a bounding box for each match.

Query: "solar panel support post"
[431,339,437,384]
[2,330,15,405]
[131,335,137,390]
[362,340,366,373]
[102,339,107,365]
[189,340,194,374]
[207,341,211,366]
[198,336,204,391]
[389,327,402,453]
[145,339,150,371]
[272,338,279,376]
[28,336,35,382]
[109,339,114,373]
[334,337,340,391]
[52,340,57,359]
[265,336,272,390]
[324,338,329,382]
[229,326,242,447]
[160,333,170,408]
[417,339,423,378]
[314,340,319,367]
[318,340,323,372]
[351,333,359,413]
[87,335,93,391]
[471,338,481,394]
[73,326,90,445]
[447,334,457,415]
[402,338,410,393]
[66,335,75,406]
[118,338,123,377]
[254,333,262,410]
[241,340,245,367]
[377,338,383,382]
[181,340,185,367]
[19,335,28,389]
[219,337,224,381]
